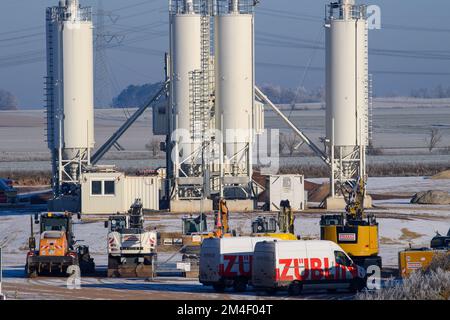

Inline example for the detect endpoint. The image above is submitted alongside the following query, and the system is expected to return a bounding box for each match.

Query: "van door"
[333,250,357,287]
[199,241,220,283]
[252,243,276,288]
[302,243,336,291]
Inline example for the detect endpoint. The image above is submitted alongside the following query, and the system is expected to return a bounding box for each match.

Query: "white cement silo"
[326,0,368,150]
[46,0,94,193]
[215,0,254,183]
[169,3,201,149]
[325,0,369,205]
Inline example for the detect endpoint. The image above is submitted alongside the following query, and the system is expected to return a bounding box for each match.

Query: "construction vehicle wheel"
[213,283,226,293]
[143,256,153,266]
[288,281,302,296]
[27,270,38,278]
[233,278,248,293]
[25,264,38,278]
[109,270,120,278]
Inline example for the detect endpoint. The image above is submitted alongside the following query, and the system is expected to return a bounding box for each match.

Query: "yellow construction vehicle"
[320,177,381,269]
[180,199,234,277]
[25,212,95,277]
[252,200,298,240]
[181,199,234,245]
[399,228,449,277]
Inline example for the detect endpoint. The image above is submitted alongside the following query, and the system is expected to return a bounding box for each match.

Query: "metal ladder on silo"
[189,70,204,142]
[364,24,372,147]
[189,2,213,143]
[199,3,212,140]
[368,74,374,146]
[44,19,55,148]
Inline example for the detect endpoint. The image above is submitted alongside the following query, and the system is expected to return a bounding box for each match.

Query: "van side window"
[335,251,352,267]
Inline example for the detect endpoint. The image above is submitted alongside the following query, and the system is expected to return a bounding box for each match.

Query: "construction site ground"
[0,176,449,300]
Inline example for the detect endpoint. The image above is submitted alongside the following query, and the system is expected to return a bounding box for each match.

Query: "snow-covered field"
[0,176,449,300]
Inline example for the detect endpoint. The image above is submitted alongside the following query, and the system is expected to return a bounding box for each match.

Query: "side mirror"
[28,237,36,251]
[104,221,109,229]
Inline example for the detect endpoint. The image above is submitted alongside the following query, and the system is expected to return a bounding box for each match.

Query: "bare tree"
[282,133,302,156]
[0,89,18,110]
[426,129,442,153]
[146,139,161,157]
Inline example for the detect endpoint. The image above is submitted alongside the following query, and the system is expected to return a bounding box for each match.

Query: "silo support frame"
[330,145,365,197]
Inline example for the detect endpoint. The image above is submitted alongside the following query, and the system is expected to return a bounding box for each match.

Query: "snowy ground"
[0,177,449,300]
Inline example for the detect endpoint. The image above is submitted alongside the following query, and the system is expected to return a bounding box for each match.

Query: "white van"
[252,240,367,295]
[199,237,274,292]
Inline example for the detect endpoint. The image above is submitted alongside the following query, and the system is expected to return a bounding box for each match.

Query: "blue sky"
[0,0,449,108]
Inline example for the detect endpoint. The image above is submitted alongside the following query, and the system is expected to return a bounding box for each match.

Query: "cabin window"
[335,251,352,267]
[104,180,115,195]
[91,180,115,196]
[91,181,102,195]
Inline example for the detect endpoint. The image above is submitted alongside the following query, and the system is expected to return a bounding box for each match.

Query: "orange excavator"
[213,199,233,238]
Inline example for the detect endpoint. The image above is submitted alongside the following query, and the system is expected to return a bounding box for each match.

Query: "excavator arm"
[343,176,367,221]
[279,200,295,235]
[214,199,230,238]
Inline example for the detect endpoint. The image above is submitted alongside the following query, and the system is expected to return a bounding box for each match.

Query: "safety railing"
[326,3,367,21]
[46,6,92,22]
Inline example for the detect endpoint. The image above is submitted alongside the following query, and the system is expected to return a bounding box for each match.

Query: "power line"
[256,33,450,61]
[256,61,450,76]
[110,0,159,13]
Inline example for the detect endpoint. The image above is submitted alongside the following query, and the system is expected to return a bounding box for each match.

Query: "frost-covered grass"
[279,163,450,179]
[357,253,450,300]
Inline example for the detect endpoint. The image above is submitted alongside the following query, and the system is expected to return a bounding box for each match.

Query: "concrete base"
[325,196,373,211]
[224,199,254,212]
[170,199,213,213]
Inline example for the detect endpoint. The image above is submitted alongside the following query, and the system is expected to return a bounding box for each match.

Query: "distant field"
[0,99,449,172]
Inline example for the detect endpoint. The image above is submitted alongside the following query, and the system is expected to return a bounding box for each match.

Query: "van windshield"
[335,251,352,267]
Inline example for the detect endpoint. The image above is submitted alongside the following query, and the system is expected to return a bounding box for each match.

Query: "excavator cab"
[251,200,297,240]
[252,216,277,234]
[430,228,450,249]
[182,214,208,235]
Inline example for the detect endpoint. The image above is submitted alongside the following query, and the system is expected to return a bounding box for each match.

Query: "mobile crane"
[105,199,157,277]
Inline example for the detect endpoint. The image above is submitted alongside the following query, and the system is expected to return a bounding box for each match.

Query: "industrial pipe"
[255,86,331,166]
[230,0,239,13]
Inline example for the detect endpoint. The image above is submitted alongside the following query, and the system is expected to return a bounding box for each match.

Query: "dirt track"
[2,276,355,300]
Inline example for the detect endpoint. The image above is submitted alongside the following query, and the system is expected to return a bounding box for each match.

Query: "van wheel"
[213,283,226,293]
[265,288,277,296]
[233,278,248,293]
[288,281,303,296]
[350,278,366,293]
